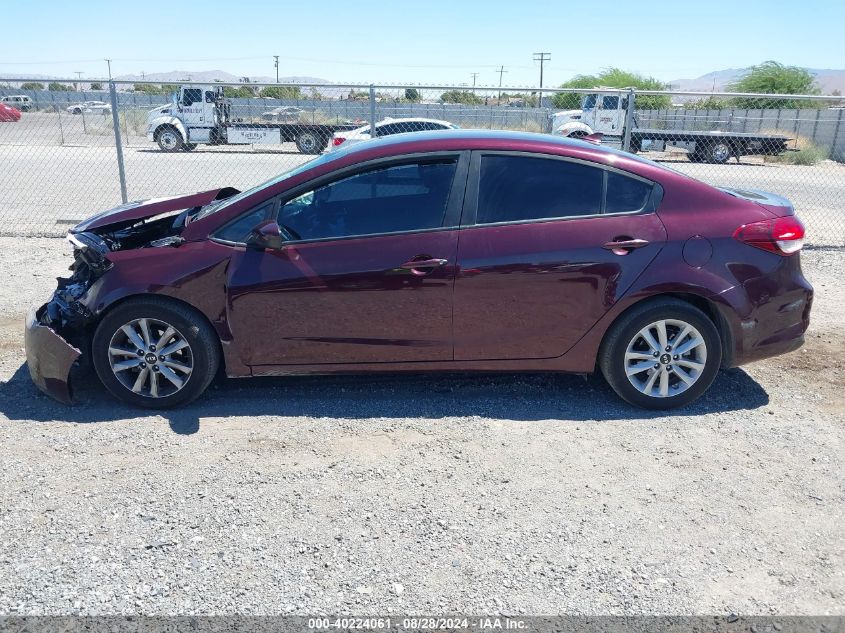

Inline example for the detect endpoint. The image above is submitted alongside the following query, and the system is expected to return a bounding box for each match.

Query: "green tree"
[259,86,303,100]
[89,82,103,91]
[21,82,44,91]
[223,86,257,98]
[404,88,421,102]
[727,61,821,108]
[551,68,671,110]
[440,89,483,105]
[48,82,73,92]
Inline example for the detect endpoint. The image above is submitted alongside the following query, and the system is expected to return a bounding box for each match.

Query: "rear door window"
[476,155,604,223]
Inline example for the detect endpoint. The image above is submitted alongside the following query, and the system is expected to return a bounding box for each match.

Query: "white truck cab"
[551,90,628,139]
[146,86,222,150]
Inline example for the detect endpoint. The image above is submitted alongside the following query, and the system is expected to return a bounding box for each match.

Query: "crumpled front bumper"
[24,305,81,405]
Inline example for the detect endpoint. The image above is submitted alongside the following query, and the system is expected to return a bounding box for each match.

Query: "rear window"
[606,171,654,213]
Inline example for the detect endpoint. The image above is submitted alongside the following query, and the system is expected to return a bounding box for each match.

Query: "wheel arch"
[91,292,225,374]
[598,291,733,369]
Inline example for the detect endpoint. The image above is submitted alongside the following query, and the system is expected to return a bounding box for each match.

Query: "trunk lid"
[718,187,795,217]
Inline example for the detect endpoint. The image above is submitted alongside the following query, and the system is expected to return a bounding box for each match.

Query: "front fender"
[555,121,594,137]
[149,115,187,141]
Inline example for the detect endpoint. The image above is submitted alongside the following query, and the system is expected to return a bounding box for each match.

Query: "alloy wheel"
[107,317,194,398]
[623,319,707,398]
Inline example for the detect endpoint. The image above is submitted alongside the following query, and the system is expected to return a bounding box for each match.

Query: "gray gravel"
[0,237,843,615]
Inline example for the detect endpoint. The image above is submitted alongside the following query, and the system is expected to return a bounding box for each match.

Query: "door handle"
[603,238,649,254]
[400,258,448,275]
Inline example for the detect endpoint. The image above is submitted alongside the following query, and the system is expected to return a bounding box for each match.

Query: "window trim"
[462,150,660,229]
[210,151,470,246]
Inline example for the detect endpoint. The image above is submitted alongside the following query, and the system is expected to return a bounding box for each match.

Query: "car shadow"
[0,363,769,435]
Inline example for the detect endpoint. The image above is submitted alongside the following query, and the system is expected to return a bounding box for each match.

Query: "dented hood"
[71,188,239,232]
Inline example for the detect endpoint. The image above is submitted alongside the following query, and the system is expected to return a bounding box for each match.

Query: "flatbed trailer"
[629,129,791,163]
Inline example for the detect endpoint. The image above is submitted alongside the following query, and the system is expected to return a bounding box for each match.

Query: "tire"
[183,143,198,152]
[704,141,732,164]
[295,130,326,154]
[156,126,184,152]
[91,297,220,409]
[72,108,82,115]
[598,298,722,410]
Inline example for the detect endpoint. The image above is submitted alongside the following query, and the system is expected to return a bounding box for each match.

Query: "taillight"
[733,216,805,255]
[333,137,345,146]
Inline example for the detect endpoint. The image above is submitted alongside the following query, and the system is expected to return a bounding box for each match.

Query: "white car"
[67,101,111,115]
[329,117,459,152]
[1,95,32,112]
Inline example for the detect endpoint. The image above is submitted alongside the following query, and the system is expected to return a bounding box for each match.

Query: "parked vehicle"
[26,130,812,410]
[0,103,21,122]
[329,117,460,151]
[67,101,112,115]
[1,95,32,112]
[146,85,358,153]
[552,90,792,163]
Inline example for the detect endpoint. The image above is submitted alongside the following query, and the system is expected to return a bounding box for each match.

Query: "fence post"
[832,108,844,161]
[56,105,65,146]
[622,88,635,152]
[369,85,378,138]
[108,81,129,203]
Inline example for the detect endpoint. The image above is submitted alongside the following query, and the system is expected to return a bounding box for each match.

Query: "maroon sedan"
[25,130,812,409]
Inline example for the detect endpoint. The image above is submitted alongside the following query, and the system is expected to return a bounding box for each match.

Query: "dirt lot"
[0,237,842,616]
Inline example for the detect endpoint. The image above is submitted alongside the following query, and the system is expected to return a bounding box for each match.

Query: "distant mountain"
[669,67,845,94]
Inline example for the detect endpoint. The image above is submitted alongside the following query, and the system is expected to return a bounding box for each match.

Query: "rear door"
[453,152,667,361]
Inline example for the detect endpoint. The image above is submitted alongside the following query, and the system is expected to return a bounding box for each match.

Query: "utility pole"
[497,65,507,101]
[471,72,479,93]
[105,58,113,81]
[273,55,279,83]
[75,71,83,91]
[533,52,550,107]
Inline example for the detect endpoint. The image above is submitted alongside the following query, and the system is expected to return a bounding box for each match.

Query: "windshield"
[582,94,597,109]
[193,153,337,220]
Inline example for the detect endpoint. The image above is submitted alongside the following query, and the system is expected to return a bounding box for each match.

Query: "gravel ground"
[0,237,843,616]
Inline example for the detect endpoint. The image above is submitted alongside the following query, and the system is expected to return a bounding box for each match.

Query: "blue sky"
[1,0,843,86]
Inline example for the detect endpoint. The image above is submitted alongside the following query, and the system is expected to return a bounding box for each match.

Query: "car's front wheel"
[92,297,219,408]
[598,298,721,409]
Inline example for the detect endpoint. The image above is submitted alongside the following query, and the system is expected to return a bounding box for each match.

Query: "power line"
[533,52,551,108]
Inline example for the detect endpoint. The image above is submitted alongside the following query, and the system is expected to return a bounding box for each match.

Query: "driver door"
[225,153,469,368]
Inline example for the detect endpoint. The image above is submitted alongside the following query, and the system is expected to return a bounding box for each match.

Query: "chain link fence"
[1,79,843,243]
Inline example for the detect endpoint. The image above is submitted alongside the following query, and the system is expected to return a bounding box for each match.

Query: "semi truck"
[146,85,359,154]
[551,90,792,164]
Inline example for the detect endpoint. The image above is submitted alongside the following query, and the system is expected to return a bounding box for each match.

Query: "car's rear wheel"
[599,299,721,409]
[92,298,219,408]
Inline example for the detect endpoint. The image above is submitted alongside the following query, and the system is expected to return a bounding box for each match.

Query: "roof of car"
[330,129,689,185]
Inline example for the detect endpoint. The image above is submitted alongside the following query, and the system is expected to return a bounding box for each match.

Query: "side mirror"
[246,220,286,250]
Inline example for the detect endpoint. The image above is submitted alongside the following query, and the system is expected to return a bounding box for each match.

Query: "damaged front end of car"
[25,187,238,404]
